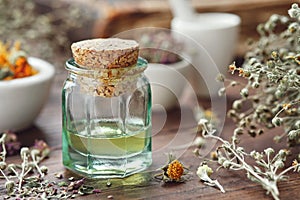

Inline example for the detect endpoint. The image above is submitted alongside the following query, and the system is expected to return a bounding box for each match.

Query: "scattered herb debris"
[0,131,101,199]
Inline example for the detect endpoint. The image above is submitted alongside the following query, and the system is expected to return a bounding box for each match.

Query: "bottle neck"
[66,58,147,80]
[65,58,148,97]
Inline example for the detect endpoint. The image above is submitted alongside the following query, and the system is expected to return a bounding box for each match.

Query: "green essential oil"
[62,119,152,178]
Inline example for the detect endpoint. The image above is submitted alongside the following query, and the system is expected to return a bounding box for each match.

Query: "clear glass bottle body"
[62,58,152,178]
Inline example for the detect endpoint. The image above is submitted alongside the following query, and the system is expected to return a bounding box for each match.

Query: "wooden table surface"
[1,67,299,200]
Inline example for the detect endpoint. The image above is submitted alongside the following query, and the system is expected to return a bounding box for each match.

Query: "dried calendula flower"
[166,160,184,181]
[0,41,38,80]
[155,154,188,183]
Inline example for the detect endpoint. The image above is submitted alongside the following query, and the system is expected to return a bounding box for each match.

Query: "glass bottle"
[62,57,152,178]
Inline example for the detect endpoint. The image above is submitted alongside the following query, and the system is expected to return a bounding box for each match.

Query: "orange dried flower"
[0,41,37,80]
[210,151,218,160]
[229,63,236,72]
[0,55,7,65]
[292,159,298,166]
[238,68,244,75]
[154,154,188,183]
[15,57,27,67]
[282,103,291,110]
[166,160,184,181]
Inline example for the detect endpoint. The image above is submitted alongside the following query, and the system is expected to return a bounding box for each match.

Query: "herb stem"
[23,167,33,177]
[31,153,44,178]
[9,167,19,177]
[277,163,300,178]
[0,169,9,181]
[18,149,29,191]
[202,125,280,198]
[0,134,7,162]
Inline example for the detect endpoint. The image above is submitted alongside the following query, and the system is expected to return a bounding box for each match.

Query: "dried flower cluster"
[0,41,37,80]
[196,3,300,200]
[219,3,300,145]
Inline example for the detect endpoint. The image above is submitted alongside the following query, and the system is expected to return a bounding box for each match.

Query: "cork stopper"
[69,38,147,98]
[71,38,139,69]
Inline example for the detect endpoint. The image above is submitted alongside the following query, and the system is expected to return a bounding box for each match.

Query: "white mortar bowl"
[171,12,241,97]
[145,59,190,110]
[0,57,55,132]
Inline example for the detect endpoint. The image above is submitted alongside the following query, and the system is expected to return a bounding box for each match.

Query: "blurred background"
[0,0,295,69]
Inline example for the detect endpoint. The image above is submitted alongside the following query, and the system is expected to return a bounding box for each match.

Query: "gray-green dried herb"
[198,119,300,200]
[219,3,300,144]
[0,132,101,199]
[194,4,300,199]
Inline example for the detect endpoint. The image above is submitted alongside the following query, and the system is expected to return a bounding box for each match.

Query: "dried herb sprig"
[194,5,300,199]
[198,119,300,200]
[0,132,100,199]
[0,134,51,195]
[217,3,300,145]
